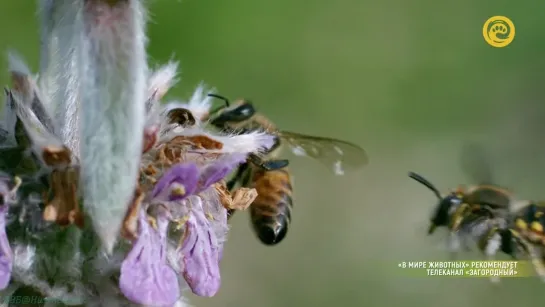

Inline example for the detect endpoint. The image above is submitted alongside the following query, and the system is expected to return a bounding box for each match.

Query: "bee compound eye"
[451,198,461,204]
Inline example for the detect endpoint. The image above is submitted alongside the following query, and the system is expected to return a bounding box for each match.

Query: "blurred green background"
[2,0,545,306]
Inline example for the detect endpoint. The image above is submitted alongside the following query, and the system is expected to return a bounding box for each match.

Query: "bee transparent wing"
[459,142,494,185]
[278,130,369,175]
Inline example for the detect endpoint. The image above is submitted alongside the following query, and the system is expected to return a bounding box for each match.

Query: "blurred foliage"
[1,0,545,306]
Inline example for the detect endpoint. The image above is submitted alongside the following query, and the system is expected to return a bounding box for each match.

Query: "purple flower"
[119,152,248,302]
[197,153,247,191]
[0,177,14,290]
[119,211,180,306]
[0,204,12,290]
[174,154,247,296]
[151,163,199,202]
[180,197,220,297]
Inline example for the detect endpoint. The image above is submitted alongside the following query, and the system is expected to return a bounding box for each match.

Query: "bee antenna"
[408,171,442,200]
[207,93,230,107]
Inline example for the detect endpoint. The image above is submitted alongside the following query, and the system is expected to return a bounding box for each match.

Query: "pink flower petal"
[120,212,180,306]
[179,199,221,297]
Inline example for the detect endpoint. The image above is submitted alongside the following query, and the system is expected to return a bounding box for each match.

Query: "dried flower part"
[232,188,258,210]
[140,134,229,190]
[215,181,232,209]
[155,142,220,167]
[121,185,145,241]
[153,135,225,165]
[172,135,223,151]
[10,72,32,100]
[41,145,72,167]
[42,168,84,228]
[120,211,180,306]
[142,125,159,154]
[8,52,56,137]
[179,197,221,297]
[215,181,257,211]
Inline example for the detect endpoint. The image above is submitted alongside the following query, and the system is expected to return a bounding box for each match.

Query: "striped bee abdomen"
[249,168,293,245]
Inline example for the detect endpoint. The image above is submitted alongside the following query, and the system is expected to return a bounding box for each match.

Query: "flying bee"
[448,142,513,247]
[408,172,541,282]
[205,94,369,245]
[506,200,545,281]
[408,172,512,255]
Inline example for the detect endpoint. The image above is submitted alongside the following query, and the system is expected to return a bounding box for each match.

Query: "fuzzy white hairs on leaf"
[78,0,148,253]
[38,0,82,153]
[147,61,179,112]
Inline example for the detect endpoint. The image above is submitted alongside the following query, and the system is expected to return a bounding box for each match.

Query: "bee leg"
[226,163,249,220]
[227,209,236,220]
[458,228,472,251]
[226,178,238,192]
[248,154,289,171]
[527,245,545,282]
[227,163,248,191]
[484,231,502,283]
[447,231,461,260]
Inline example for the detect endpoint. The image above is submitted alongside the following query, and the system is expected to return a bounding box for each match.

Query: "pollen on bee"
[516,218,528,230]
[170,183,186,196]
[531,221,543,233]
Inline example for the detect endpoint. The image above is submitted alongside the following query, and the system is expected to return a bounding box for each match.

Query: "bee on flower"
[0,1,277,306]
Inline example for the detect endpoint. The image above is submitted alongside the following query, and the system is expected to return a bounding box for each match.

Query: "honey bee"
[411,144,514,253]
[408,171,533,277]
[206,94,369,245]
[411,143,545,281]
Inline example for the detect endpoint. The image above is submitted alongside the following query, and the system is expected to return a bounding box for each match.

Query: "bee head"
[207,94,256,129]
[429,193,463,234]
[166,108,196,127]
[407,172,465,234]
